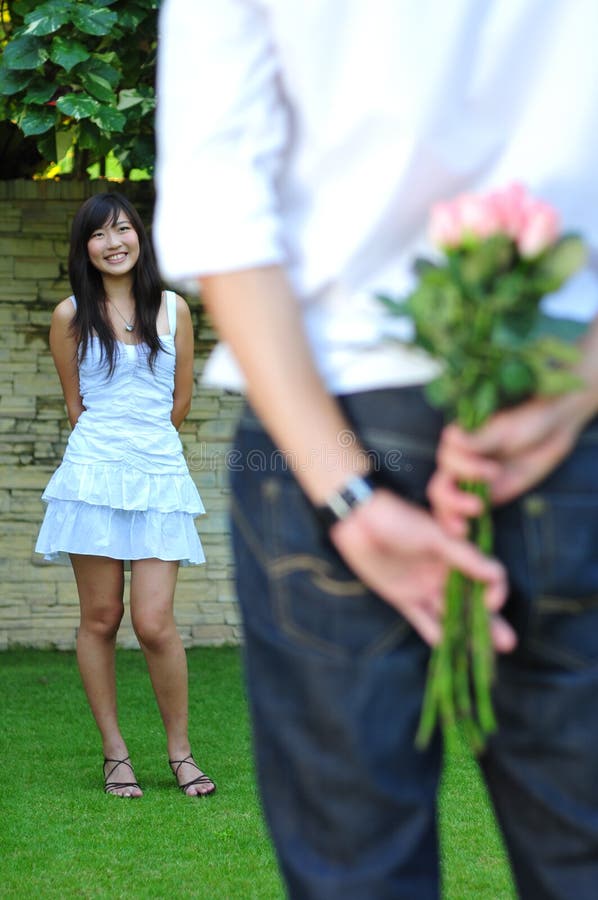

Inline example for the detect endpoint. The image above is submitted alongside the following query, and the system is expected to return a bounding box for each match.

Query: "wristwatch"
[314,474,376,531]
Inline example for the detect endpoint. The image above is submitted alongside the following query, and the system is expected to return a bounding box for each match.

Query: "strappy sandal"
[169,754,216,797]
[103,756,142,797]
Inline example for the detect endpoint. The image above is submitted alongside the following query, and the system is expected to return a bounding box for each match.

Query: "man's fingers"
[437,442,501,483]
[490,614,517,654]
[427,470,484,536]
[440,534,508,612]
[407,605,442,647]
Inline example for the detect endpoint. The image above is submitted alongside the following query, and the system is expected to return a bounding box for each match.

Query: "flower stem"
[416,469,497,753]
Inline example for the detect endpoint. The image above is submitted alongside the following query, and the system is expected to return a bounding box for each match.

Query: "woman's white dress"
[35,292,205,565]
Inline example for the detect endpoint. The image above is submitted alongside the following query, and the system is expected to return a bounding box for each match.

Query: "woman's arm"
[171,295,194,429]
[49,299,84,429]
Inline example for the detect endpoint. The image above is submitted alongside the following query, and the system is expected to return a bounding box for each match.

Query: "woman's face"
[86,212,140,277]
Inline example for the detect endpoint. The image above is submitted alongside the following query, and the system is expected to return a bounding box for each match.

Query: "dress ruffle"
[36,498,205,567]
[35,297,207,567]
[41,459,205,515]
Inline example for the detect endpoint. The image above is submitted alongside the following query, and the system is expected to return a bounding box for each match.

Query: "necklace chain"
[109,300,135,333]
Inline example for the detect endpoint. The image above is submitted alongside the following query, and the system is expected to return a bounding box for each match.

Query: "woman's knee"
[80,602,124,639]
[132,611,176,651]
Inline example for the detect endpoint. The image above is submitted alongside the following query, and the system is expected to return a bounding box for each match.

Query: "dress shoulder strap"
[165,291,177,337]
[69,295,77,311]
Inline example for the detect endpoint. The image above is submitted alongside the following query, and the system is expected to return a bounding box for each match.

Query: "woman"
[36,192,215,799]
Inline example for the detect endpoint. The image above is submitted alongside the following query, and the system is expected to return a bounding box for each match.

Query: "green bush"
[0,0,158,177]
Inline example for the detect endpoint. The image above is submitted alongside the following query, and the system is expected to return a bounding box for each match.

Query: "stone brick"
[0,465,52,489]
[15,257,61,280]
[0,306,30,325]
[190,623,237,645]
[56,583,80,606]
[14,373,63,396]
[0,237,58,257]
[0,280,39,301]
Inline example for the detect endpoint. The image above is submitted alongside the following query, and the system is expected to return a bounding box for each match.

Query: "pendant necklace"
[109,300,135,333]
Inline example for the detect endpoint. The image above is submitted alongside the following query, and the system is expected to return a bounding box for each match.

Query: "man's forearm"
[200,265,369,503]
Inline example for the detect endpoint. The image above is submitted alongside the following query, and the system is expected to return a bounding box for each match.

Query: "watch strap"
[314,475,376,531]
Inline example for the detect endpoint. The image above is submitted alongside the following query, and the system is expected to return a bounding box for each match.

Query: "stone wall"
[0,179,244,650]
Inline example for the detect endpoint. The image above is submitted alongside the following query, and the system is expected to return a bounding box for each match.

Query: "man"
[155,2,598,896]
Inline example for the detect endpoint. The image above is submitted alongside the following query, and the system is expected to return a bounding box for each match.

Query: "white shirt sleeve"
[155,0,289,284]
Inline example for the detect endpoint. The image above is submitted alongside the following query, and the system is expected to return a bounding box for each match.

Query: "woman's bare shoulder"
[52,297,76,324]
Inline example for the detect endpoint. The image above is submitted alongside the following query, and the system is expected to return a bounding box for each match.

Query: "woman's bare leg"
[71,553,142,797]
[130,558,214,796]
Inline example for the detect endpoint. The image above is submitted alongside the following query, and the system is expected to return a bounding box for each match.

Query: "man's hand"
[330,489,516,651]
[428,392,593,537]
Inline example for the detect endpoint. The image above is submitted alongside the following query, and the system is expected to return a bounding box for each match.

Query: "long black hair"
[68,192,164,373]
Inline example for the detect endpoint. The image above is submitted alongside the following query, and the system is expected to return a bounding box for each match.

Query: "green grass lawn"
[0,648,515,899]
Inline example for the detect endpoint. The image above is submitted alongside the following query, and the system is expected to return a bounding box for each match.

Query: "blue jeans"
[230,387,598,899]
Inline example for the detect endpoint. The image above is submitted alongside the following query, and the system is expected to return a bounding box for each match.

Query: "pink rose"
[429,193,501,248]
[455,193,501,241]
[429,183,560,257]
[487,182,528,239]
[517,200,560,258]
[429,201,462,248]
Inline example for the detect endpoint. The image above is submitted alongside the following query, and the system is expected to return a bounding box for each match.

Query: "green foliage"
[0,0,158,176]
[389,233,587,424]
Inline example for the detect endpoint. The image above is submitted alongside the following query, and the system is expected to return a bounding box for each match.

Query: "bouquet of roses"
[379,183,587,752]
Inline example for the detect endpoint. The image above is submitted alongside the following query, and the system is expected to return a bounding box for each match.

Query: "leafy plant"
[0,0,158,177]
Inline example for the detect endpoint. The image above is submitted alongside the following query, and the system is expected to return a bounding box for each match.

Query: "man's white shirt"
[155,0,598,393]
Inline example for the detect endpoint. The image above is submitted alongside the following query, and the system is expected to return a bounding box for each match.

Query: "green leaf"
[413,257,439,278]
[376,293,409,317]
[535,235,587,290]
[468,381,498,425]
[23,79,56,104]
[458,234,515,286]
[498,358,535,397]
[23,3,71,36]
[500,307,537,339]
[3,35,49,70]
[118,4,150,30]
[71,6,118,36]
[77,119,110,158]
[534,366,584,395]
[75,57,121,87]
[50,36,91,72]
[0,67,33,95]
[528,313,588,343]
[18,106,57,135]
[527,335,581,366]
[118,134,155,173]
[56,93,99,119]
[522,336,583,396]
[117,88,145,111]
[77,118,102,150]
[36,128,60,162]
[425,376,457,412]
[90,104,126,132]
[80,72,116,104]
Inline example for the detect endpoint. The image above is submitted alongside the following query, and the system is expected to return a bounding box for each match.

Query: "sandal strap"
[103,756,140,794]
[104,780,141,794]
[179,774,215,792]
[169,754,215,794]
[168,754,198,778]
